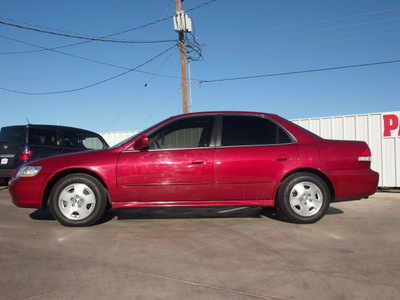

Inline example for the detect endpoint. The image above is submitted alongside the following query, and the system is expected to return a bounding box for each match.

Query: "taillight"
[20,148,33,161]
[358,148,371,162]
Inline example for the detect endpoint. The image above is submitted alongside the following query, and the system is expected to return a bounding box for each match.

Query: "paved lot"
[0,186,399,300]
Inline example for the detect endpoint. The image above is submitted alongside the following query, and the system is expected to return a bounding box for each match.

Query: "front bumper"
[8,175,47,209]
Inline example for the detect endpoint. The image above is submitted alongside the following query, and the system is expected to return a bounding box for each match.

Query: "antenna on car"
[26,117,30,125]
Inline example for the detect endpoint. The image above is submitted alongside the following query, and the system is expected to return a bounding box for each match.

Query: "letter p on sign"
[383,114,399,137]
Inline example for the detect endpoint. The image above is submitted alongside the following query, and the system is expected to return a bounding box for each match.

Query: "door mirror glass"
[134,136,148,150]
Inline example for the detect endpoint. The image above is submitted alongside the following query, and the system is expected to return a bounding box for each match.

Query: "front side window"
[221,116,292,146]
[148,116,214,149]
[28,128,57,146]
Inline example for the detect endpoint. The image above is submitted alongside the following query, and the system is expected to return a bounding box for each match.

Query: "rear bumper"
[0,169,16,179]
[325,169,379,201]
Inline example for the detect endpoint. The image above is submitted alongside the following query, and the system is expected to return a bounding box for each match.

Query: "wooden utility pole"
[175,0,189,113]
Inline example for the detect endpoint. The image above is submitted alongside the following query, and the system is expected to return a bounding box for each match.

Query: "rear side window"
[29,128,57,146]
[63,131,80,148]
[81,133,105,150]
[221,116,293,146]
[0,127,24,143]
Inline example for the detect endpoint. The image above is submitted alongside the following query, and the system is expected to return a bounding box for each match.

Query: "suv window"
[81,133,105,150]
[148,116,214,149]
[29,128,57,146]
[221,116,292,146]
[0,127,24,143]
[63,131,80,148]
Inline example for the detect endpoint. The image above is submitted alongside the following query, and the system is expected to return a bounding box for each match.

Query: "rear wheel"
[277,173,330,223]
[49,174,107,227]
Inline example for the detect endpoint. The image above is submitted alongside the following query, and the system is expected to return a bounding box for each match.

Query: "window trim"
[123,115,218,152]
[215,114,297,148]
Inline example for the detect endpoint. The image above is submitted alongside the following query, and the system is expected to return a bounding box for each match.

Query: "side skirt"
[112,199,275,209]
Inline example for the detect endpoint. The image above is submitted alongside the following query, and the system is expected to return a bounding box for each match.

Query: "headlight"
[16,166,42,178]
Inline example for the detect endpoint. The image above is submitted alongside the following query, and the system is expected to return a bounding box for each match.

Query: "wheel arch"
[275,168,335,203]
[42,168,110,209]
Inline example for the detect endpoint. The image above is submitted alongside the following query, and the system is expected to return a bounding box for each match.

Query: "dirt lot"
[1,187,399,300]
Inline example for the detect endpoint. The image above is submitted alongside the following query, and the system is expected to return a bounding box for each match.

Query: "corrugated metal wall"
[291,111,400,188]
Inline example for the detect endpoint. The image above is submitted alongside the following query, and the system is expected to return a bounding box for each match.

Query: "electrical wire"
[0,0,217,54]
[136,86,181,129]
[204,25,400,53]
[0,20,175,44]
[199,59,400,83]
[204,17,400,46]
[199,7,400,39]
[0,45,176,95]
[105,46,178,131]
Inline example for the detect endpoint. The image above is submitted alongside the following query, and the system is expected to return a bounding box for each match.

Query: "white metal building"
[292,111,400,188]
[100,130,140,148]
[100,111,400,188]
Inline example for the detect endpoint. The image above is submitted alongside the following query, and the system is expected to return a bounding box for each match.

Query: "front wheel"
[49,174,107,227]
[277,173,330,224]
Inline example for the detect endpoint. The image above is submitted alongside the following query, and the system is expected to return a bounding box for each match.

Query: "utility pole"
[174,0,190,114]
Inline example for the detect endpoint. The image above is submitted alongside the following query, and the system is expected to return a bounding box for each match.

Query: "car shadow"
[326,206,344,215]
[102,206,267,222]
[29,208,56,221]
[28,206,345,225]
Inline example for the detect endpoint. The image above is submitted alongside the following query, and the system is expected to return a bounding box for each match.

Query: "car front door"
[117,116,216,203]
[214,115,298,201]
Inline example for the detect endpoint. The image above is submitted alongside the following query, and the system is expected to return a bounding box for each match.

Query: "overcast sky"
[1,0,399,132]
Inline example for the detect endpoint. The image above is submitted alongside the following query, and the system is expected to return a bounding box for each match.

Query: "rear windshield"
[0,127,25,143]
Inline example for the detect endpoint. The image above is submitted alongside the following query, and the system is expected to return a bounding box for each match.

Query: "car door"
[214,115,298,201]
[117,116,216,203]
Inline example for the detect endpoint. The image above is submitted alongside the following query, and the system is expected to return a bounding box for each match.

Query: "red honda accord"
[9,112,379,226]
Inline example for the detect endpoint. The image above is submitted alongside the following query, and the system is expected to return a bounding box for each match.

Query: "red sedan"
[9,112,379,226]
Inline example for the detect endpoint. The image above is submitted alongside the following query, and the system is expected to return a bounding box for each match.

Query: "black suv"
[0,124,109,184]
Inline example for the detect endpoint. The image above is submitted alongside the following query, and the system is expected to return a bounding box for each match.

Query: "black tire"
[277,173,330,224]
[49,174,107,227]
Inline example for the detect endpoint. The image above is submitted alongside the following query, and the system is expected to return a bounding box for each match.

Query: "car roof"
[1,124,101,134]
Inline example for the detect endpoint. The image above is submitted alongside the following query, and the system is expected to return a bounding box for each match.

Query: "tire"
[277,173,330,224]
[49,174,107,227]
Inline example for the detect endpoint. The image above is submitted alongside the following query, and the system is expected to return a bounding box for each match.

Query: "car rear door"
[214,115,298,201]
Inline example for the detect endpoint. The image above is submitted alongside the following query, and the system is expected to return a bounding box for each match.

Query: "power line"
[0,0,217,54]
[0,45,176,95]
[199,7,400,39]
[0,33,182,81]
[105,47,178,131]
[0,20,176,44]
[204,25,400,53]
[204,17,400,46]
[199,59,400,83]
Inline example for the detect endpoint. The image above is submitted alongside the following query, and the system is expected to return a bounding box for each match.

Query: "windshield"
[111,131,142,149]
[110,118,172,149]
[0,127,25,143]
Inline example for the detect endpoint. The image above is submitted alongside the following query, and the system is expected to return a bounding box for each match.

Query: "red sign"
[383,114,400,137]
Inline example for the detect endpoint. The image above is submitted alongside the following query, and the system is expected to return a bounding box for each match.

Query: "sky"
[0,0,399,133]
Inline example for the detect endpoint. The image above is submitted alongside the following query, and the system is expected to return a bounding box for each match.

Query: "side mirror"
[134,136,148,150]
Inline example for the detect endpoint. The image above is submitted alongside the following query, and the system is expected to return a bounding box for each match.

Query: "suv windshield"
[0,127,24,143]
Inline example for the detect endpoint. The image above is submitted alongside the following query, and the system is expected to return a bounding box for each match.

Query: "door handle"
[277,156,290,161]
[192,160,205,165]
